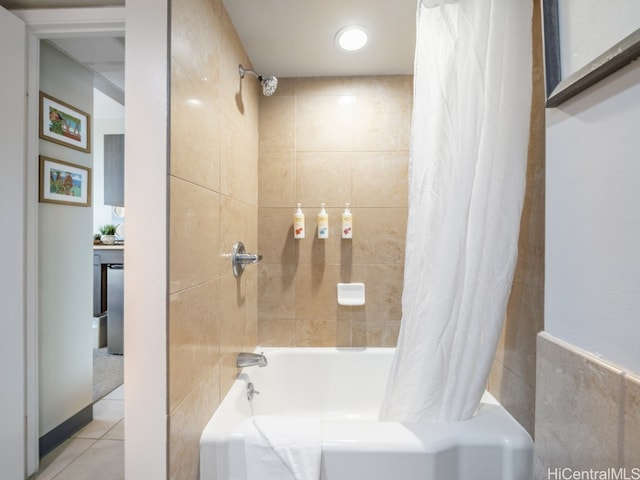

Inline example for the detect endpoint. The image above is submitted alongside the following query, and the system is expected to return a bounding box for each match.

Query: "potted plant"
[99,224,118,245]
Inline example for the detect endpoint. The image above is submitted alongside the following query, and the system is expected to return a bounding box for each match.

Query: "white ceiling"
[222,0,417,78]
[2,0,417,87]
[48,36,125,92]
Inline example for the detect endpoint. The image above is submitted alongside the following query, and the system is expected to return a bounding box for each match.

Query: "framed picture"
[39,156,92,207]
[39,92,92,153]
[543,0,640,107]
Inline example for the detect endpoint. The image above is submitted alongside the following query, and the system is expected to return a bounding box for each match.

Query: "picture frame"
[39,156,92,207]
[543,0,640,107]
[39,91,92,153]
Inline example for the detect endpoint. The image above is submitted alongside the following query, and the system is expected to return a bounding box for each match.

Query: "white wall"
[0,7,27,479]
[545,60,640,374]
[39,41,94,435]
[124,0,168,477]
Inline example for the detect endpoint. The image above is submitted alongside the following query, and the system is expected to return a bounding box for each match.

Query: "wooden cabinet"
[104,133,124,206]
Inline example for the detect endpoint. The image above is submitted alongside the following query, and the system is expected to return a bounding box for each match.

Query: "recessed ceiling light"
[335,26,369,51]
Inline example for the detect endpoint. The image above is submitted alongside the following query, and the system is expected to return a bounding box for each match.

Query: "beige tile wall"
[258,76,411,347]
[166,4,544,477]
[168,0,259,478]
[487,0,545,437]
[535,333,640,478]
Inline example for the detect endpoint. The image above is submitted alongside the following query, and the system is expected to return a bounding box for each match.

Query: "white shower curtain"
[379,0,532,422]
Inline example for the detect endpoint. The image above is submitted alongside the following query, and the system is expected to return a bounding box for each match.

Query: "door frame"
[1,8,27,480]
[11,7,125,476]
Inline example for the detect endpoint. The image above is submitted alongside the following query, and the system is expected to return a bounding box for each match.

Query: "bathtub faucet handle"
[247,382,260,401]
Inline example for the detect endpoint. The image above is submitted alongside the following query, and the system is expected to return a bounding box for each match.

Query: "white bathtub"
[200,348,533,480]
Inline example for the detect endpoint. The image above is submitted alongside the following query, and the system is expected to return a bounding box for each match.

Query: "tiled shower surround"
[254,1,547,439]
[488,0,545,438]
[257,76,412,347]
[166,0,546,478]
[168,0,259,478]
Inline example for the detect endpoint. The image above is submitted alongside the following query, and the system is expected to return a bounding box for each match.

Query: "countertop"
[93,244,124,250]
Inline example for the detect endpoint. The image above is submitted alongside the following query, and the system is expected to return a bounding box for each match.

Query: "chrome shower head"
[239,64,278,96]
[261,76,278,96]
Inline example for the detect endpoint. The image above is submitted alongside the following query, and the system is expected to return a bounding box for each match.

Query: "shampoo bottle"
[317,203,329,239]
[293,203,305,239]
[341,203,352,239]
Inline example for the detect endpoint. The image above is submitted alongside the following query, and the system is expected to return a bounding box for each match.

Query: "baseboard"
[39,404,93,458]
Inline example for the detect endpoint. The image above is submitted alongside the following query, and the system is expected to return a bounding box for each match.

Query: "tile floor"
[29,385,124,480]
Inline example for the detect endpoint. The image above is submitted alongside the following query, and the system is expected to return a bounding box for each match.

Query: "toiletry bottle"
[294,203,305,239]
[317,203,329,239]
[341,203,352,239]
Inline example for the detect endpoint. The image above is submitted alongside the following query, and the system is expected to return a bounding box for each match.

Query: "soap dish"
[337,283,365,306]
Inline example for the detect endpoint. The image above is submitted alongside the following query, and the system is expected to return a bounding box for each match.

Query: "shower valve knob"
[231,241,262,277]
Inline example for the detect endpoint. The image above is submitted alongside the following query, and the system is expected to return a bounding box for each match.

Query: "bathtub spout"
[237,352,268,368]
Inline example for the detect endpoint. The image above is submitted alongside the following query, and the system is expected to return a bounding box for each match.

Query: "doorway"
[37,40,125,480]
[12,7,126,476]
[91,88,125,402]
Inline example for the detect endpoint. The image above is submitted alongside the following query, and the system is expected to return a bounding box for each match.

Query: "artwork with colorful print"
[39,156,92,207]
[39,92,92,153]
